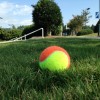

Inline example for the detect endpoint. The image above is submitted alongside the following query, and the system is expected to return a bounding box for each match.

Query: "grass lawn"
[0,38,100,100]
[79,33,97,37]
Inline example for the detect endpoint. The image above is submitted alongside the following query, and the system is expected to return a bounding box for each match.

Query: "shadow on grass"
[29,62,71,92]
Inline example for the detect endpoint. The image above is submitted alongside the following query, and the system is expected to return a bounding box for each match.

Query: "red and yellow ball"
[39,46,70,72]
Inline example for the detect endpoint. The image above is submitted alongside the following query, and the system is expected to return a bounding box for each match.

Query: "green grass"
[0,38,100,100]
[80,33,97,36]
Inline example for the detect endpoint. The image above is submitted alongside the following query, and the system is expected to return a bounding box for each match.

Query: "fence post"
[42,28,44,38]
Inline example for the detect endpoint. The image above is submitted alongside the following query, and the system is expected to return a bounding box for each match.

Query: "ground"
[0,37,100,100]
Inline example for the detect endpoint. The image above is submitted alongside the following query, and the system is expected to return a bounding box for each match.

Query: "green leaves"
[0,28,22,40]
[32,0,62,36]
[67,9,91,35]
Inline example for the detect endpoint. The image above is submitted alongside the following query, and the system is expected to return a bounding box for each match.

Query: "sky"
[0,0,99,28]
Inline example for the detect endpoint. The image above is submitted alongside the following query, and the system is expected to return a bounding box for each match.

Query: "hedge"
[0,28,22,40]
[77,29,93,36]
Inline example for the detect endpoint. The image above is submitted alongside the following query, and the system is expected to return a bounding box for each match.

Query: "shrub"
[0,28,3,39]
[77,29,93,36]
[22,25,43,38]
[11,29,22,38]
[2,31,12,40]
[22,25,34,36]
[0,28,22,40]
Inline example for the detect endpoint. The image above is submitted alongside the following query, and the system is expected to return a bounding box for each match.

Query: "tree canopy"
[32,0,62,36]
[81,9,91,26]
[67,9,91,35]
[67,15,83,34]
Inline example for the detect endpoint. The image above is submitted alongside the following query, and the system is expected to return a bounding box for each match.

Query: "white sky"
[0,1,33,28]
[0,0,99,28]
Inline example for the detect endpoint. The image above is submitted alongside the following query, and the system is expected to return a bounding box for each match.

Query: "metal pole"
[99,0,100,36]
[25,35,26,40]
[42,28,44,38]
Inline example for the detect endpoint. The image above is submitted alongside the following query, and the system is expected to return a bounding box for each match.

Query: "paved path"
[44,36,100,39]
[65,36,100,39]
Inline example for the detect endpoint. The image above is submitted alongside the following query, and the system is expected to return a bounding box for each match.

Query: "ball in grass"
[39,46,70,72]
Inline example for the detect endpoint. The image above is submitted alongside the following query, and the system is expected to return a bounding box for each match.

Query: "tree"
[67,9,91,35]
[81,8,91,27]
[32,0,62,36]
[17,26,25,30]
[8,24,16,29]
[67,15,83,35]
[94,19,100,36]
[91,24,95,31]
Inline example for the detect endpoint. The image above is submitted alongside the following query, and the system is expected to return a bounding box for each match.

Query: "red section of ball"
[39,46,70,63]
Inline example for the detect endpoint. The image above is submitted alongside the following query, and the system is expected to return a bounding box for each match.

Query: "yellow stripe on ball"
[39,51,70,71]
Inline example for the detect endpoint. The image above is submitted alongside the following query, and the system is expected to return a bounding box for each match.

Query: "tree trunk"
[47,30,52,36]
